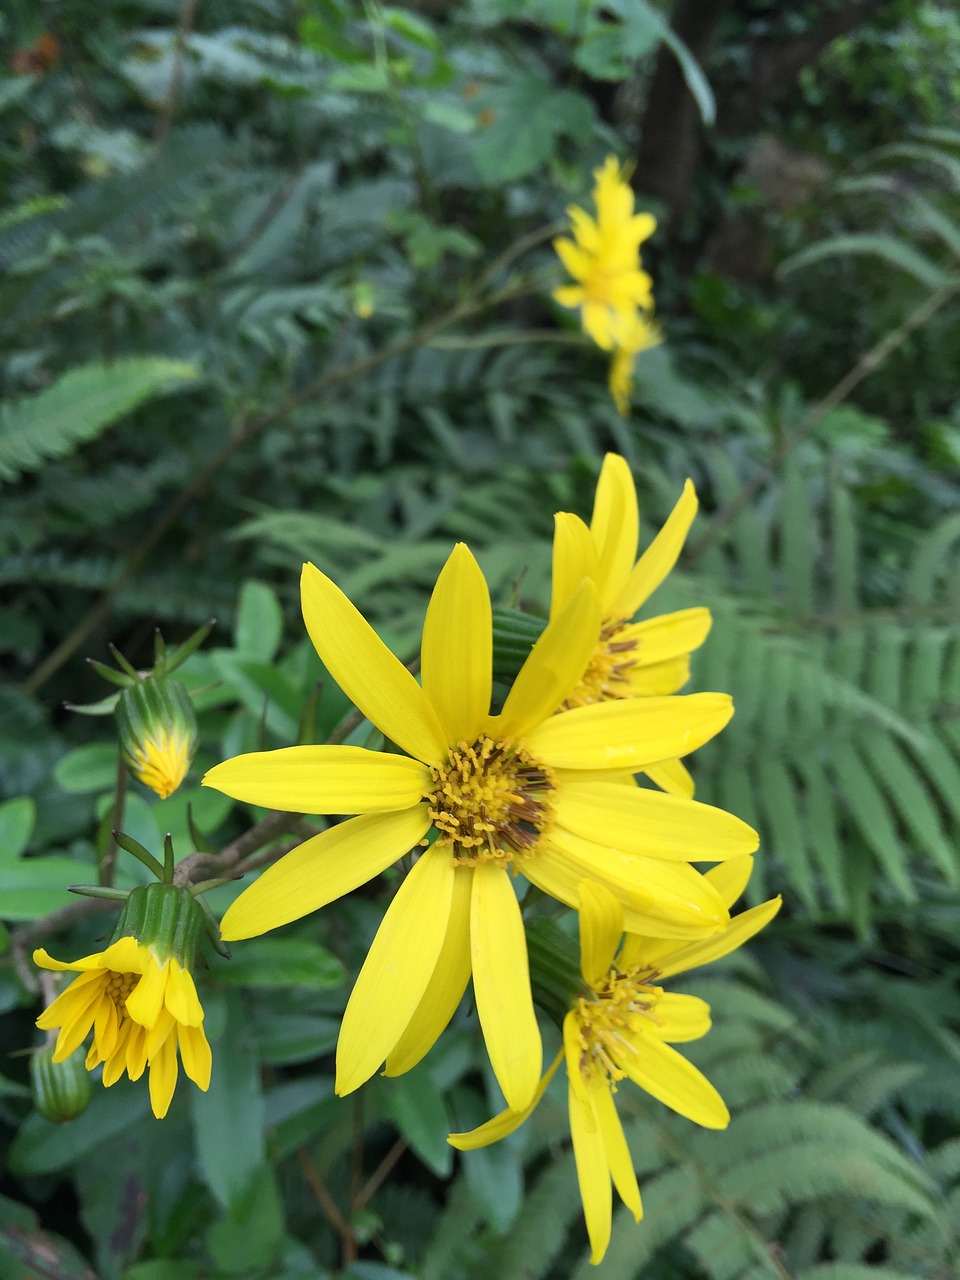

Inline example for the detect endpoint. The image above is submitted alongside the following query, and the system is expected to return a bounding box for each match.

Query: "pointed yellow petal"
[554,781,758,861]
[643,758,695,798]
[531,829,728,938]
[492,579,601,741]
[592,1080,642,1221]
[300,561,447,764]
[93,993,120,1059]
[36,971,101,1031]
[336,848,454,1095]
[525,693,733,772]
[627,608,712,665]
[164,961,203,1027]
[203,745,430,814]
[657,895,782,979]
[577,881,623,986]
[220,806,431,940]
[553,284,585,309]
[550,513,600,621]
[563,1007,592,1113]
[421,544,491,746]
[706,856,754,909]
[126,1022,148,1081]
[448,1051,564,1151]
[386,865,473,1076]
[649,993,712,1042]
[554,236,590,280]
[568,1078,612,1264]
[49,993,103,1060]
[627,655,692,696]
[616,479,698,616]
[148,1033,179,1119]
[178,1023,212,1091]
[590,454,639,616]
[470,862,542,1111]
[621,1035,729,1129]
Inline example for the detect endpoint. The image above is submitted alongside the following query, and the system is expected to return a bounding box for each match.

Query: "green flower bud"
[116,674,198,799]
[113,882,207,972]
[30,1043,92,1123]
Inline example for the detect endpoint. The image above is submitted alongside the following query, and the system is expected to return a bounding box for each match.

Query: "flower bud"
[30,1043,92,1123]
[114,882,207,972]
[116,675,197,799]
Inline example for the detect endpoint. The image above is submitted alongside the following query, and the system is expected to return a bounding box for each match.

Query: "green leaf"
[190,993,266,1212]
[381,1066,453,1177]
[0,796,36,861]
[211,937,346,989]
[0,358,200,484]
[9,1079,149,1175]
[206,1165,286,1274]
[123,1264,206,1280]
[473,74,594,184]
[234,580,285,662]
[778,234,948,288]
[0,855,93,921]
[53,742,119,794]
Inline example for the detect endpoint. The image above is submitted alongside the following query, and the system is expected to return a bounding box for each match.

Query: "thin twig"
[355,1137,408,1212]
[11,898,119,992]
[295,1147,358,1266]
[688,280,960,563]
[154,0,199,146]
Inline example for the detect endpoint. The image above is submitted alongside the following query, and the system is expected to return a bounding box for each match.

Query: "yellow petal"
[531,829,728,938]
[36,971,102,1032]
[125,958,166,1029]
[203,746,430,815]
[148,1033,179,1119]
[178,1023,212,1090]
[589,454,639,616]
[616,479,698,617]
[554,236,590,281]
[563,1007,592,1114]
[470,862,542,1111]
[492,578,601,741]
[554,781,758,861]
[126,1022,148,1081]
[648,993,712,1042]
[101,1038,129,1088]
[553,284,585,309]
[550,513,600,621]
[300,561,447,764]
[93,993,120,1059]
[385,864,472,1076]
[643,758,695,798]
[627,608,712,665]
[336,848,455,1095]
[592,1080,642,1221]
[626,655,692,696]
[657,895,782,980]
[706,856,754,909]
[577,881,623,987]
[220,806,430,940]
[525,693,733,771]
[448,1051,563,1151]
[421,544,492,746]
[164,961,203,1027]
[620,1035,729,1129]
[50,992,103,1060]
[568,1077,612,1264]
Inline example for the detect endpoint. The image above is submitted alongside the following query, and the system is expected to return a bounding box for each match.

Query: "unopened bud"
[116,675,197,799]
[30,1043,92,1123]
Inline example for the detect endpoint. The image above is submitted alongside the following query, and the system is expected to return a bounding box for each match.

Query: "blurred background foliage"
[1,0,959,1276]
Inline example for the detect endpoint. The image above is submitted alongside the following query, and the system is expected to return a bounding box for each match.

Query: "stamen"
[574,964,663,1086]
[427,737,555,867]
[563,617,640,709]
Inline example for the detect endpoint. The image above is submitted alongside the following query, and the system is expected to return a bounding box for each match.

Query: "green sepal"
[492,607,547,683]
[30,1043,92,1123]
[187,803,219,855]
[193,890,232,959]
[163,618,215,675]
[86,658,134,689]
[68,884,132,902]
[64,690,122,715]
[113,830,166,882]
[116,673,198,773]
[112,883,207,970]
[527,916,584,1031]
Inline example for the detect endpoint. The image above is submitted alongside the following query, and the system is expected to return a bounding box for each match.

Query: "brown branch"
[296,1148,358,1266]
[11,898,119,992]
[154,0,199,146]
[355,1137,408,1212]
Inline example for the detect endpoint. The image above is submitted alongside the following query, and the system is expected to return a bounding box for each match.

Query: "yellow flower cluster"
[553,156,661,414]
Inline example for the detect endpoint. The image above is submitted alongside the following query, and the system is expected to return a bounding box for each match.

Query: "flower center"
[427,737,555,867]
[103,970,140,1014]
[575,965,662,1087]
[563,617,638,709]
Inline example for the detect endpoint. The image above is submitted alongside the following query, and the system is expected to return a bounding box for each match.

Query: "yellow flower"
[34,935,212,1119]
[553,156,656,352]
[450,863,782,1265]
[116,674,197,800]
[203,545,754,1110]
[607,311,662,416]
[127,725,192,799]
[552,454,711,799]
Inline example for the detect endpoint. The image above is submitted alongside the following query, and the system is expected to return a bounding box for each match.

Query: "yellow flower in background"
[34,935,211,1119]
[204,544,754,1111]
[608,311,662,416]
[127,726,192,800]
[553,156,656,352]
[552,454,709,798]
[450,864,782,1265]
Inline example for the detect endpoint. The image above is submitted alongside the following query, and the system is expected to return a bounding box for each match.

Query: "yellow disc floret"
[563,617,639,708]
[574,964,663,1087]
[427,737,555,866]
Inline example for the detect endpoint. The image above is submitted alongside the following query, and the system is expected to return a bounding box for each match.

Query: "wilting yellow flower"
[607,311,661,416]
[204,545,755,1110]
[35,934,211,1119]
[552,455,710,799]
[450,863,781,1265]
[553,156,656,352]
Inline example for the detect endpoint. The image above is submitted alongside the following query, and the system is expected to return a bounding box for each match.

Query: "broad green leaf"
[235,579,285,662]
[381,1066,453,1177]
[210,937,346,989]
[472,74,594,184]
[0,855,91,921]
[779,234,948,288]
[0,796,36,861]
[54,742,118,794]
[9,1079,149,1174]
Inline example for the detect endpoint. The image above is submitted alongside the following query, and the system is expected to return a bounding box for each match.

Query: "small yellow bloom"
[450,864,781,1265]
[607,311,662,416]
[127,726,192,799]
[204,545,751,1111]
[34,934,211,1119]
[553,156,656,353]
